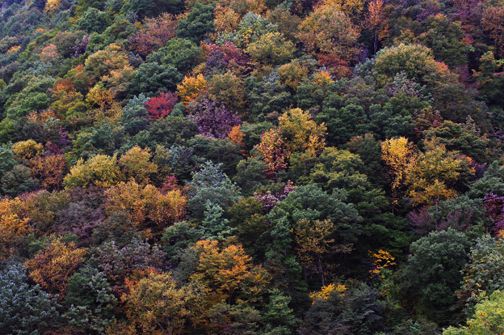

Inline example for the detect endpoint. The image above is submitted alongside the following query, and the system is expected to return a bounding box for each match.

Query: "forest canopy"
[1,0,504,334]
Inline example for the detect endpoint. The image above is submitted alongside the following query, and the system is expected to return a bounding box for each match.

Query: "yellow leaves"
[7,45,21,54]
[63,154,123,189]
[24,239,87,296]
[119,146,158,186]
[405,139,471,206]
[177,74,207,106]
[122,271,206,335]
[190,240,269,302]
[44,0,62,13]
[309,283,346,303]
[12,139,44,160]
[381,137,417,202]
[297,4,361,64]
[278,60,309,90]
[369,250,396,280]
[105,181,187,228]
[279,108,327,158]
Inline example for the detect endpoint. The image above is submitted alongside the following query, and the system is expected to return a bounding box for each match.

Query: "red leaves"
[143,91,179,120]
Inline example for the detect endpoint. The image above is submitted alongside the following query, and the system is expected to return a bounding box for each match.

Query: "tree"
[12,139,43,160]
[206,302,261,335]
[255,128,289,177]
[381,137,417,205]
[188,99,241,139]
[402,229,471,324]
[148,38,202,75]
[105,181,187,228]
[122,271,207,335]
[443,290,504,335]
[94,238,165,286]
[405,139,473,208]
[245,32,295,65]
[119,146,158,185]
[261,289,299,334]
[63,154,123,189]
[24,239,88,297]
[176,2,215,44]
[30,154,67,191]
[482,6,504,58]
[207,71,246,113]
[0,263,61,335]
[295,218,336,286]
[457,235,504,313]
[297,2,360,74]
[129,13,177,57]
[278,108,327,158]
[143,91,179,120]
[177,74,207,106]
[374,43,457,86]
[0,197,32,261]
[189,240,270,304]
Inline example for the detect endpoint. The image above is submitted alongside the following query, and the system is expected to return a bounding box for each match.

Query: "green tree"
[176,2,215,44]
[402,228,471,324]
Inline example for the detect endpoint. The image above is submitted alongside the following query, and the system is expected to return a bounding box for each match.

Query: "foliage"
[188,99,241,139]
[0,263,61,335]
[24,239,88,296]
[63,154,123,189]
[402,229,471,323]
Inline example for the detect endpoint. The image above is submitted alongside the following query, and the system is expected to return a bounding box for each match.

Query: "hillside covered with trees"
[2,0,504,333]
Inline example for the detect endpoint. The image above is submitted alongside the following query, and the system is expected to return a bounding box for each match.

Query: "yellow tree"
[24,239,87,297]
[297,0,360,75]
[295,218,337,286]
[405,139,473,210]
[63,154,124,189]
[119,146,158,186]
[365,0,388,54]
[122,271,207,335]
[44,0,62,13]
[278,108,327,158]
[105,181,187,228]
[177,74,207,106]
[190,240,270,304]
[381,137,417,207]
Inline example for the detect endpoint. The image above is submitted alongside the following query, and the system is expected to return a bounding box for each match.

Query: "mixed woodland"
[2,0,504,333]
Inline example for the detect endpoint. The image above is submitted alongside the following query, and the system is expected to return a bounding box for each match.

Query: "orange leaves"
[177,74,207,106]
[30,155,67,191]
[105,181,187,228]
[24,239,87,296]
[0,198,31,261]
[40,44,59,63]
[227,125,246,153]
[190,240,270,303]
[368,250,396,279]
[309,283,346,303]
[256,128,289,177]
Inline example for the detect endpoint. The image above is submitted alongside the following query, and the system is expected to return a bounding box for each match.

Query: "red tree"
[144,91,179,120]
